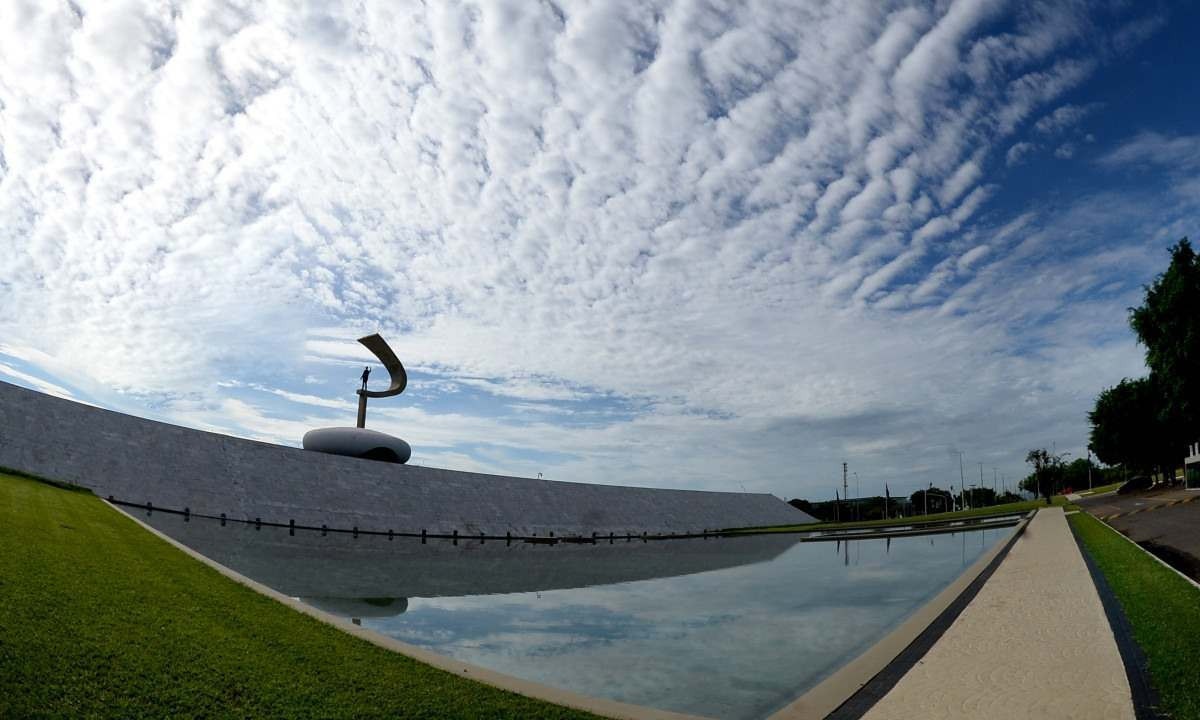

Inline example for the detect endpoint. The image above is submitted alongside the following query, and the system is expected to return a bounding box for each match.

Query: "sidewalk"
[860,507,1133,720]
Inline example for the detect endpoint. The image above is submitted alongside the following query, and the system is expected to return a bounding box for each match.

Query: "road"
[1076,487,1200,581]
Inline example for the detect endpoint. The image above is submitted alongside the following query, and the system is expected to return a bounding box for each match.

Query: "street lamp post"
[1087,449,1093,491]
[854,472,861,521]
[957,451,966,509]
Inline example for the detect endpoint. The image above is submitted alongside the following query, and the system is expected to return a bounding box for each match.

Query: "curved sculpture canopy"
[305,332,411,458]
[358,333,406,397]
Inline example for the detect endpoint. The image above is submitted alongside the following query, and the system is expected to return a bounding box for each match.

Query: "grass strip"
[1077,481,1124,497]
[0,472,599,720]
[1070,512,1200,720]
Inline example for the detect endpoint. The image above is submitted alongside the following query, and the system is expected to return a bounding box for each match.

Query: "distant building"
[1186,441,1199,489]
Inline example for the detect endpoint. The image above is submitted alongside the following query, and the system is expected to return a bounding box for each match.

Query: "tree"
[788,498,838,522]
[996,490,1023,504]
[1025,456,1105,495]
[910,487,952,514]
[1130,238,1200,452]
[1025,448,1067,503]
[1089,238,1200,481]
[788,498,817,516]
[1060,457,1097,493]
[1089,377,1171,474]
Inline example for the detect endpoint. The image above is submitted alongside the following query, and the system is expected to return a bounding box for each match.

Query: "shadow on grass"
[0,464,92,493]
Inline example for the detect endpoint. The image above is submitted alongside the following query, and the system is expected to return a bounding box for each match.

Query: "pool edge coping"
[768,510,1034,720]
[105,499,710,720]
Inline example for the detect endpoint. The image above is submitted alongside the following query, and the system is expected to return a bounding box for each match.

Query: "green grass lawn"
[0,472,599,719]
[1070,512,1200,720]
[1076,481,1123,496]
[737,496,1072,534]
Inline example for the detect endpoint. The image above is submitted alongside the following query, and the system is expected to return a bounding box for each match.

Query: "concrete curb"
[767,512,1032,720]
[104,499,708,720]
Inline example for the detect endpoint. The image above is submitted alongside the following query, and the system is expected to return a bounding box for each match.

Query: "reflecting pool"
[136,511,1011,720]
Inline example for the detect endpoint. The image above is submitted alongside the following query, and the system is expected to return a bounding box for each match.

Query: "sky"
[1,0,1198,503]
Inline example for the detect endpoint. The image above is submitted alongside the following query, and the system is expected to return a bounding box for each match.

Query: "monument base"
[302,427,412,464]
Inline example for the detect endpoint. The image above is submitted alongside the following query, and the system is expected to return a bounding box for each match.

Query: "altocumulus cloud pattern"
[0,0,1196,499]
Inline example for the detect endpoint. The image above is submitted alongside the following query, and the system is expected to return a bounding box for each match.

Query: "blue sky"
[1,0,1197,501]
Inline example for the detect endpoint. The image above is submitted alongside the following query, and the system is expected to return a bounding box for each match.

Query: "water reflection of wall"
[0,381,813,535]
[136,509,802,607]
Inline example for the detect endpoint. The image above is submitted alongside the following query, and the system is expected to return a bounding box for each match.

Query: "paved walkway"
[860,508,1133,720]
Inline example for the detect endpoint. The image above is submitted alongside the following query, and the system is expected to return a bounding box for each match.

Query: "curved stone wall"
[0,381,813,535]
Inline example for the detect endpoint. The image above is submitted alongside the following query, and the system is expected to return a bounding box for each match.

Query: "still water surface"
[360,530,1006,719]
[137,512,1009,720]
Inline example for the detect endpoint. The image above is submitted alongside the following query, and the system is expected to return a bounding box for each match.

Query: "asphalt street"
[1077,488,1200,581]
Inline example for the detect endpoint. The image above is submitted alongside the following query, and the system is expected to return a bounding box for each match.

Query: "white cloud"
[1099,132,1200,170]
[1034,103,1101,135]
[956,245,990,272]
[0,0,1173,500]
[0,361,75,400]
[1005,141,1035,166]
[938,158,982,207]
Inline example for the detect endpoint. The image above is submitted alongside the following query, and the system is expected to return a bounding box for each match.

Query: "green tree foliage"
[1089,238,1200,476]
[909,487,953,514]
[958,486,997,508]
[1061,457,1100,492]
[787,497,821,518]
[1089,378,1170,472]
[1025,448,1065,503]
[1130,238,1200,440]
[1021,456,1108,495]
